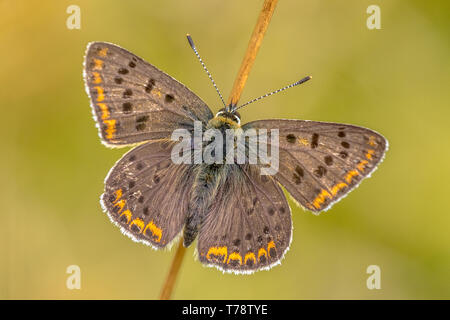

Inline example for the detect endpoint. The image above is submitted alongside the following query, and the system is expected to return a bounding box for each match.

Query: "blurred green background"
[1,0,449,299]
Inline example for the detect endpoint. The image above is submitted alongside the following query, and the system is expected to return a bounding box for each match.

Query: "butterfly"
[83,38,387,274]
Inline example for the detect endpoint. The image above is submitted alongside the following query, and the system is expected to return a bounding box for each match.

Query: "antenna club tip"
[296,75,312,85]
[186,34,195,49]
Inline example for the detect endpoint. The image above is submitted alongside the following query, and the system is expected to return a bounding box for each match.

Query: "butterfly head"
[215,107,241,125]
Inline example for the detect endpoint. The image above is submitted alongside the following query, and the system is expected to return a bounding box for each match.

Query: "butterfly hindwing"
[197,165,292,274]
[83,42,213,146]
[101,140,195,249]
[243,119,388,213]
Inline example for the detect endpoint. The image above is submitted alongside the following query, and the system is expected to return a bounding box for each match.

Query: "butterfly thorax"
[208,116,240,130]
[204,114,242,161]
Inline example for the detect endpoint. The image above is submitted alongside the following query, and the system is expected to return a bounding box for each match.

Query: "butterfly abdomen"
[183,164,228,247]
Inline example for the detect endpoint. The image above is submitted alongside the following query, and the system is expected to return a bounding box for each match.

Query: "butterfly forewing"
[102,140,195,248]
[243,119,387,213]
[197,165,292,274]
[83,42,213,146]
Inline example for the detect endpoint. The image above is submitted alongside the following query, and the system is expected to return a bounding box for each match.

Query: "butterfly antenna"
[232,76,312,112]
[186,34,226,108]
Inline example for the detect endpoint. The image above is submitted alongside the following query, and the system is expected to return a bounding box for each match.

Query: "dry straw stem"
[159,0,279,300]
[159,239,187,300]
[227,0,278,106]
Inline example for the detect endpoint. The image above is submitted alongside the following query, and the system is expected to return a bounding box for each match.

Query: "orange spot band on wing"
[357,160,369,172]
[345,170,359,183]
[119,209,132,224]
[311,157,374,210]
[368,136,376,146]
[206,246,227,264]
[97,48,108,57]
[103,119,116,139]
[313,189,333,209]
[113,199,126,213]
[258,248,267,261]
[92,71,102,84]
[94,86,105,102]
[366,149,375,160]
[113,189,122,203]
[244,252,256,265]
[227,252,243,265]
[143,220,162,242]
[267,241,276,258]
[93,58,103,70]
[97,103,110,120]
[129,218,145,233]
[331,182,348,196]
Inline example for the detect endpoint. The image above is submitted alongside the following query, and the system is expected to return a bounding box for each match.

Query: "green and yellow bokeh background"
[1,0,449,299]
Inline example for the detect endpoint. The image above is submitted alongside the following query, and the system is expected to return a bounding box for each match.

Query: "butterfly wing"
[196,164,292,274]
[83,42,213,146]
[243,119,388,213]
[101,140,195,249]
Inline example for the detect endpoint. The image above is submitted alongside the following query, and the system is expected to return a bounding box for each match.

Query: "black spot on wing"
[286,134,296,143]
[165,94,175,103]
[314,166,327,178]
[145,79,155,93]
[311,133,319,149]
[122,102,132,113]
[123,88,133,98]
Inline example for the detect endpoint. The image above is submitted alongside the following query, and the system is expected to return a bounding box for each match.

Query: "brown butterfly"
[83,36,387,274]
